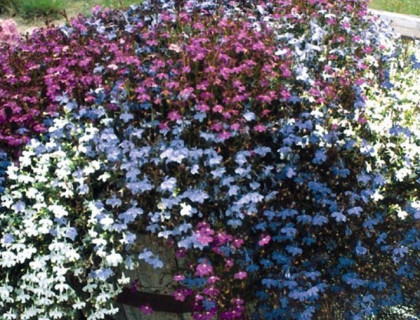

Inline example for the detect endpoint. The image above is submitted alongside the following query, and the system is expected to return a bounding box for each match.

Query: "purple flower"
[139,304,154,315]
[258,235,271,246]
[234,271,247,280]
[196,262,213,277]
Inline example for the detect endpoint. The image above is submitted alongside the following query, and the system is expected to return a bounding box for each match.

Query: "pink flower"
[210,122,223,132]
[252,41,266,51]
[218,131,232,140]
[258,235,271,246]
[168,111,181,121]
[257,94,272,104]
[196,263,213,277]
[355,78,365,85]
[280,89,291,100]
[197,81,209,91]
[166,81,179,90]
[207,276,220,284]
[197,233,213,246]
[219,67,231,80]
[225,258,234,269]
[139,304,154,315]
[179,87,195,100]
[253,124,267,133]
[159,122,169,131]
[182,66,191,73]
[212,104,223,113]
[193,22,205,31]
[232,298,245,305]
[173,289,191,302]
[357,116,367,125]
[234,271,247,280]
[230,123,241,131]
[341,21,351,29]
[215,232,233,245]
[222,112,231,119]
[203,286,219,297]
[173,274,185,282]
[205,66,216,73]
[197,103,210,112]
[91,5,102,14]
[281,67,292,78]
[233,238,244,248]
[326,17,337,25]
[363,46,374,54]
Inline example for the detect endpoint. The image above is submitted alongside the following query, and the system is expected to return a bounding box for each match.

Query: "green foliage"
[100,0,143,9]
[14,0,65,20]
[370,0,420,16]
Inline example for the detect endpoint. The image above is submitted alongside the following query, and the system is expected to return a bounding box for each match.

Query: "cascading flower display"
[0,113,138,319]
[0,0,419,319]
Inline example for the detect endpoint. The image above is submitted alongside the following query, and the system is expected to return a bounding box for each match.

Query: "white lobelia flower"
[180,202,193,217]
[397,207,409,220]
[48,204,68,219]
[106,251,123,267]
[99,215,114,228]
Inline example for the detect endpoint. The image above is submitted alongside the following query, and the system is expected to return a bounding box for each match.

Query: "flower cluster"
[0,0,419,319]
[0,115,139,319]
[0,19,20,49]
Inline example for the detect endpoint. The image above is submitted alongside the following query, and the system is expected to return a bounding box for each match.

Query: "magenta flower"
[179,87,195,100]
[207,276,220,284]
[139,304,154,315]
[358,116,367,125]
[196,263,213,277]
[197,103,210,112]
[173,274,185,282]
[197,233,213,246]
[218,131,232,140]
[234,271,247,280]
[258,235,271,246]
[253,124,267,133]
[175,249,187,258]
[225,258,234,270]
[168,111,181,121]
[203,286,219,297]
[212,104,223,113]
[233,238,244,248]
[230,123,241,131]
[232,298,245,306]
[173,289,192,302]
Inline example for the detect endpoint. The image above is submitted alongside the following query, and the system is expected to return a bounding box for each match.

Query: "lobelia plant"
[0,112,141,320]
[0,0,419,320]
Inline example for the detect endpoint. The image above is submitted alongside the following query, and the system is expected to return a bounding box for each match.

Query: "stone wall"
[113,234,193,320]
[371,9,420,39]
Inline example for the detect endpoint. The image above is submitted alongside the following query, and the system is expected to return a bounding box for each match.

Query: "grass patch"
[100,0,143,10]
[2,0,143,20]
[15,0,66,20]
[370,0,420,16]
